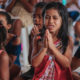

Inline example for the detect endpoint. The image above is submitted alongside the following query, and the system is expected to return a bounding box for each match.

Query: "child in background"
[21,2,46,79]
[31,2,73,80]
[0,21,9,80]
[0,11,21,80]
[71,20,80,80]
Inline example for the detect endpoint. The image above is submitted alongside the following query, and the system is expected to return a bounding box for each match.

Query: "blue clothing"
[5,36,21,66]
[69,11,80,21]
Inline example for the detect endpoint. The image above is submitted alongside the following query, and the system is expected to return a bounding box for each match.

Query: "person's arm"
[72,72,80,80]
[72,0,80,9]
[47,30,73,68]
[31,35,48,67]
[28,26,40,64]
[20,0,33,12]
[0,51,9,80]
[66,1,73,8]
[6,0,16,12]
[52,37,73,68]
[29,0,38,6]
[12,19,22,37]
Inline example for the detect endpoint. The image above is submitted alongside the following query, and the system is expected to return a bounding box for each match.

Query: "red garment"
[54,60,73,80]
[32,40,73,80]
[32,55,73,80]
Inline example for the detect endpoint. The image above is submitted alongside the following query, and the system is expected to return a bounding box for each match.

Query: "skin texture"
[29,7,43,64]
[31,8,73,68]
[74,21,80,37]
[0,50,9,80]
[0,13,21,80]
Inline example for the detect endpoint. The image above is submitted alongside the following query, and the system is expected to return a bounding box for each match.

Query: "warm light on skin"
[74,21,80,37]
[33,7,43,30]
[44,8,62,36]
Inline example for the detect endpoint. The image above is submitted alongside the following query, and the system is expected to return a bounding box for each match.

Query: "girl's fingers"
[33,26,40,35]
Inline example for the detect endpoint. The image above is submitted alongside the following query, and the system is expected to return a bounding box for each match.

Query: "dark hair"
[0,23,7,49]
[0,11,12,24]
[33,2,46,14]
[42,2,69,53]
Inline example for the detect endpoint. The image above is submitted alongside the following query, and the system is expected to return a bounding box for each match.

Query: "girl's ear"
[7,24,11,30]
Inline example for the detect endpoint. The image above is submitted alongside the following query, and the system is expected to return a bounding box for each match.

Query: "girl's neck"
[52,33,58,42]
[53,37,58,43]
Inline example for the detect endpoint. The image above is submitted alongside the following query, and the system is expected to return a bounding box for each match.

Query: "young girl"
[21,2,47,79]
[31,2,73,80]
[0,22,9,80]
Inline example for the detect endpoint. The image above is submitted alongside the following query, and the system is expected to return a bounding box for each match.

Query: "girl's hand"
[32,36,38,48]
[43,33,48,48]
[46,29,54,50]
[31,25,40,39]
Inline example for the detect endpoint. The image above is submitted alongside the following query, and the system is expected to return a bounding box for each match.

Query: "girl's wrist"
[49,44,56,51]
[41,47,47,52]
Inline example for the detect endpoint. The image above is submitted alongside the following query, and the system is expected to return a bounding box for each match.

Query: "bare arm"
[47,30,73,68]
[12,19,22,37]
[31,35,48,67]
[51,37,73,68]
[6,0,16,12]
[66,0,80,9]
[20,0,33,13]
[29,0,38,6]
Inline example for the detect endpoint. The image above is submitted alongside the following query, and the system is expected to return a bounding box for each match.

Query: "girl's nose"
[49,17,53,24]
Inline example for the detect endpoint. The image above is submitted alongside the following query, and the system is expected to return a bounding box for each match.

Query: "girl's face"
[0,14,11,31]
[33,7,43,30]
[44,8,62,34]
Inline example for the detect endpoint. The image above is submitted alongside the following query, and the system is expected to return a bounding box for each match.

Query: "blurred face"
[0,0,7,4]
[44,8,62,34]
[0,14,11,31]
[33,7,43,30]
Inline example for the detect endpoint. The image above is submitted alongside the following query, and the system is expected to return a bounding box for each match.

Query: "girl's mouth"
[48,25,54,29]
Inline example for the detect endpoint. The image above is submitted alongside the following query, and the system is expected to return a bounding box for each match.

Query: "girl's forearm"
[31,48,47,67]
[51,47,71,68]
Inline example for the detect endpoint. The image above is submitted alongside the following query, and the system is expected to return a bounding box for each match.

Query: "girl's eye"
[53,16,58,19]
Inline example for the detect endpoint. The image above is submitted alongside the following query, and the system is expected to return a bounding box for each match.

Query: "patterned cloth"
[39,56,54,80]
[32,40,73,80]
